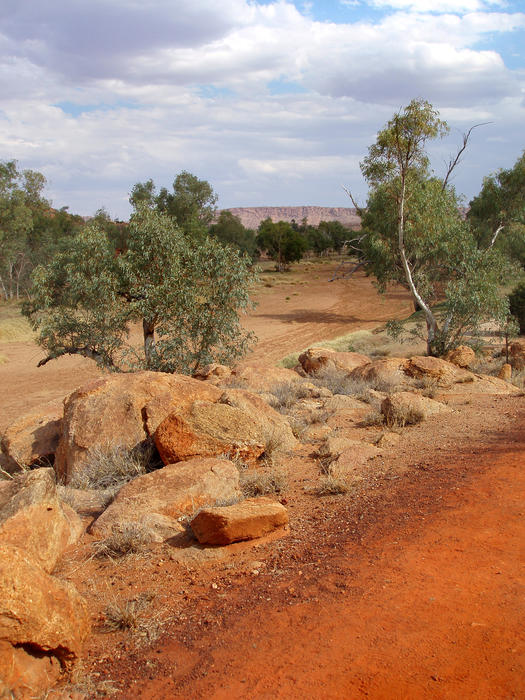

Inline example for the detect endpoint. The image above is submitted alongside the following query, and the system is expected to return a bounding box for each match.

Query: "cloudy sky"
[1,0,524,219]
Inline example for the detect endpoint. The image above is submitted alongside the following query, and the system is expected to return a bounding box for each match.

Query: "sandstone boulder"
[381,391,449,426]
[1,401,63,473]
[509,341,525,370]
[190,496,288,545]
[318,436,379,462]
[193,363,232,384]
[55,372,221,484]
[0,468,82,573]
[218,389,297,453]
[298,347,370,375]
[0,544,90,694]
[349,357,410,389]
[155,401,265,466]
[404,356,474,387]
[444,345,476,368]
[90,457,241,539]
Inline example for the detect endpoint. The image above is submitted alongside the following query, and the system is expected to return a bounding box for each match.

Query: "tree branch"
[442,123,491,190]
[37,346,116,368]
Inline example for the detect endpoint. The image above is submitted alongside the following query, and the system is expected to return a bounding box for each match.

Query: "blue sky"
[0,0,523,219]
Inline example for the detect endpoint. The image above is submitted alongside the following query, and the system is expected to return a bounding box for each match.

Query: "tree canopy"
[256,218,308,271]
[24,207,257,374]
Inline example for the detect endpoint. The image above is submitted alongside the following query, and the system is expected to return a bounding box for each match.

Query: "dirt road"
[109,396,524,700]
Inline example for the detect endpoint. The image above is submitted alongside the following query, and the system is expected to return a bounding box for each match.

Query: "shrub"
[240,468,287,497]
[69,441,158,491]
[313,475,348,496]
[268,381,311,412]
[509,283,525,334]
[93,522,151,559]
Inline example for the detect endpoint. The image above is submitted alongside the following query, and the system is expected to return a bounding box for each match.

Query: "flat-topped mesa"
[222,206,361,230]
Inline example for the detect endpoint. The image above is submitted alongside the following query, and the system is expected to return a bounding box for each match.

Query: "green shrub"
[509,283,525,334]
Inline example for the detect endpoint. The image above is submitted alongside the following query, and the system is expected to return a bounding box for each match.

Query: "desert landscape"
[1,260,524,699]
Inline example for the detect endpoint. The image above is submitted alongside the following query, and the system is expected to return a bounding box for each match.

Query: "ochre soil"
[1,261,523,698]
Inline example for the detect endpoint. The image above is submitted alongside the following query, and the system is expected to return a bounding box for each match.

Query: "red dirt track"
[118,398,525,700]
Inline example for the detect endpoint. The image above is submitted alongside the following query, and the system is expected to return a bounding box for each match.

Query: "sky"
[0,0,524,220]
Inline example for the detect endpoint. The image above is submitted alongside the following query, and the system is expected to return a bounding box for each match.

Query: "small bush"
[313,475,348,496]
[69,441,159,491]
[509,283,525,334]
[268,381,311,412]
[261,427,288,463]
[240,468,287,497]
[361,410,385,427]
[384,405,425,429]
[93,522,150,559]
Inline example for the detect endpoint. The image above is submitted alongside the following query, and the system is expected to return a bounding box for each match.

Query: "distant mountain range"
[222,206,361,230]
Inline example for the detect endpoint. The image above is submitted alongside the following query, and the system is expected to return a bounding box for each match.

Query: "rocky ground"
[0,261,524,699]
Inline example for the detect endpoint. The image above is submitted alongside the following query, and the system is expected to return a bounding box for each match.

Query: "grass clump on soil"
[69,441,160,491]
[313,475,349,496]
[93,522,151,559]
[310,364,398,397]
[383,405,425,429]
[240,467,287,497]
[268,381,311,411]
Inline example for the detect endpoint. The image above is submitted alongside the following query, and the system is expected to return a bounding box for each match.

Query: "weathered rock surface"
[0,544,90,695]
[0,468,82,573]
[349,357,410,388]
[190,496,289,545]
[55,372,221,483]
[444,345,476,369]
[319,436,379,462]
[1,401,63,473]
[509,340,525,370]
[193,363,232,384]
[404,356,473,387]
[155,401,265,466]
[299,347,370,375]
[90,457,241,539]
[219,389,297,453]
[0,639,62,699]
[381,391,449,426]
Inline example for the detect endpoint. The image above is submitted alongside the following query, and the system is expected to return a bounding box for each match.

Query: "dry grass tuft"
[313,475,349,496]
[361,410,385,427]
[384,405,425,429]
[69,441,159,491]
[268,381,311,412]
[93,522,151,559]
[240,467,287,497]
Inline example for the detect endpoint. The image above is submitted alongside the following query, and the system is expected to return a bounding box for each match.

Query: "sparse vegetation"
[93,522,151,559]
[68,442,159,491]
[383,404,425,429]
[313,475,349,496]
[240,467,287,497]
[268,381,311,411]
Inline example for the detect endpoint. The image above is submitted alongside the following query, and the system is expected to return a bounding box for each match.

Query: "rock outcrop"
[0,468,82,573]
[298,347,370,375]
[222,206,361,230]
[190,496,289,545]
[381,392,449,426]
[55,372,222,483]
[0,544,90,696]
[444,345,475,369]
[90,457,241,540]
[1,401,63,473]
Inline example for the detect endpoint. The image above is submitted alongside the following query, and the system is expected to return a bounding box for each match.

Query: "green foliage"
[468,151,525,267]
[208,210,257,259]
[509,282,525,334]
[256,218,308,271]
[359,98,512,356]
[24,208,257,374]
[130,171,218,232]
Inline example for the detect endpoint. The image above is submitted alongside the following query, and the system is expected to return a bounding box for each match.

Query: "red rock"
[509,341,525,370]
[89,457,241,539]
[498,363,512,381]
[55,371,221,484]
[299,347,370,375]
[404,356,473,386]
[0,468,82,573]
[349,357,410,389]
[154,401,265,466]
[1,400,62,473]
[0,544,90,696]
[381,391,449,426]
[444,345,476,368]
[190,496,289,545]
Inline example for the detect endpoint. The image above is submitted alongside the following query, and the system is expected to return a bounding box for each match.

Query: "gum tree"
[24,207,257,374]
[355,98,510,356]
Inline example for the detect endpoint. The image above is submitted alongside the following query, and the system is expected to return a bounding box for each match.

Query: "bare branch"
[329,260,367,282]
[488,224,504,249]
[37,346,116,368]
[342,186,365,217]
[442,123,491,190]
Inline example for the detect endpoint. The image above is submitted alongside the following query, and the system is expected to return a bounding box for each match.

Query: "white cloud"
[0,0,523,217]
[368,0,506,12]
